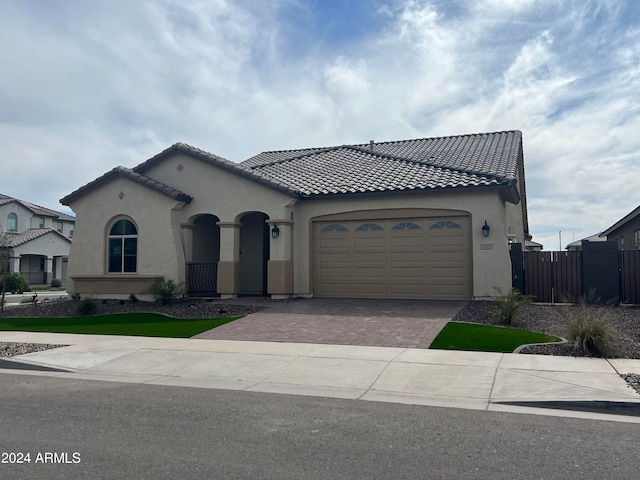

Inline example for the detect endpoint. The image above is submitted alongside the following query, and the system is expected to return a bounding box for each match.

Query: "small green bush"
[492,288,531,325]
[567,302,617,357]
[129,293,139,303]
[51,278,62,288]
[1,273,29,294]
[76,298,98,316]
[147,279,184,305]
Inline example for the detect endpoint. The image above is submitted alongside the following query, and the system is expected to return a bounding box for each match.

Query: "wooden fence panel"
[523,251,553,302]
[621,250,640,304]
[553,251,582,303]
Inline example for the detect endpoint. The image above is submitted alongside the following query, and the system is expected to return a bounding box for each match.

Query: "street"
[1,373,638,479]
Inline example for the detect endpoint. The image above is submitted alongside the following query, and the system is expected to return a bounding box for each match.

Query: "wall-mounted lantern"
[482,221,490,238]
[271,224,280,239]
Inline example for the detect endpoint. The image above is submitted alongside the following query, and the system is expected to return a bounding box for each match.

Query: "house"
[565,233,606,251]
[61,130,530,300]
[525,239,543,251]
[0,193,74,285]
[600,206,640,249]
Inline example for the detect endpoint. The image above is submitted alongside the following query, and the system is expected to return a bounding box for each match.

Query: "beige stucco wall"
[292,190,516,299]
[64,150,526,300]
[140,153,294,223]
[0,202,35,232]
[65,176,187,296]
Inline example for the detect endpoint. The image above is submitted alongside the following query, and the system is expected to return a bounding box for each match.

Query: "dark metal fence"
[511,241,640,304]
[186,263,217,295]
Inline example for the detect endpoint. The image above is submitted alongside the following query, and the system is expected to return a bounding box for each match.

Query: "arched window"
[321,224,348,232]
[430,220,461,229]
[7,213,17,232]
[392,222,421,230]
[355,223,383,231]
[108,219,137,273]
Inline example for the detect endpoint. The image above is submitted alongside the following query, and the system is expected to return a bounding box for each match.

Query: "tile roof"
[240,130,523,198]
[61,131,525,205]
[61,166,193,206]
[133,142,301,197]
[0,228,70,248]
[0,193,75,221]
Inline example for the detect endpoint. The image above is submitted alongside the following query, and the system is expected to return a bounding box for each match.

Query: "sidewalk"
[2,331,640,423]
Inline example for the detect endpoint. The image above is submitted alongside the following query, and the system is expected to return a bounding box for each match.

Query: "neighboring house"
[525,239,543,251]
[61,130,530,300]
[0,193,74,285]
[600,206,640,249]
[565,233,606,251]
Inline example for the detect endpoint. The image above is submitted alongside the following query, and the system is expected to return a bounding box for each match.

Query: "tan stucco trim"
[217,260,239,294]
[71,275,162,295]
[267,260,293,295]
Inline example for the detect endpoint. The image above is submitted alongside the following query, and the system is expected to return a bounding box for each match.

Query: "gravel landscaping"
[0,297,264,358]
[1,297,639,394]
[453,301,640,359]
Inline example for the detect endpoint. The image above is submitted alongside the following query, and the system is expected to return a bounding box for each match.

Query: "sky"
[1,0,639,250]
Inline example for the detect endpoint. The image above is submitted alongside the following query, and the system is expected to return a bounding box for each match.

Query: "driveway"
[194,298,467,349]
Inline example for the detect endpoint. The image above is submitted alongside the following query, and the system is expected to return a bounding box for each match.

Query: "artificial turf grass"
[429,321,562,353]
[0,313,240,338]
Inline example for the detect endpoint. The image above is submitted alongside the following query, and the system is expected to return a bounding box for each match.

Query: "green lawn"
[429,322,562,353]
[0,313,240,338]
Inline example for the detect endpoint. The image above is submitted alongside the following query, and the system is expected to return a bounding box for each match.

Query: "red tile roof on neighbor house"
[240,130,523,199]
[0,193,75,222]
[0,228,70,248]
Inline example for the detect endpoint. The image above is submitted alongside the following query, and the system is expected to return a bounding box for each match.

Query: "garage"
[313,215,472,299]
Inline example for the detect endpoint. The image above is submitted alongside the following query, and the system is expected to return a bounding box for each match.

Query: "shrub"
[1,273,29,294]
[51,278,62,288]
[76,298,98,316]
[567,301,617,357]
[147,279,184,305]
[129,293,138,303]
[492,288,531,325]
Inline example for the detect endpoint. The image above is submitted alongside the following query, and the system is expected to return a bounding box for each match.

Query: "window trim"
[107,218,138,274]
[7,212,17,232]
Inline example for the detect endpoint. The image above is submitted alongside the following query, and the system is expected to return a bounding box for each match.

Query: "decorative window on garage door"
[430,220,461,229]
[392,222,421,230]
[355,223,383,231]
[320,224,348,232]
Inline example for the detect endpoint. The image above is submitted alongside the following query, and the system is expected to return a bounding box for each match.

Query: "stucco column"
[266,219,293,298]
[9,254,20,273]
[53,256,63,282]
[217,221,241,298]
[180,223,194,263]
[44,256,53,286]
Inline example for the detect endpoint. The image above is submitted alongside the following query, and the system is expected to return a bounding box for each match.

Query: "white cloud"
[1,0,639,251]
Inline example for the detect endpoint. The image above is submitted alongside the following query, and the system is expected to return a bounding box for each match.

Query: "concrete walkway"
[2,331,640,423]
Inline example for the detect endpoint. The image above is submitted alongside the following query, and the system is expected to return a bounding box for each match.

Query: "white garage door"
[313,216,472,299]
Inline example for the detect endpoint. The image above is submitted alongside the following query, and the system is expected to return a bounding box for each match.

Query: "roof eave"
[298,183,513,200]
[601,205,640,237]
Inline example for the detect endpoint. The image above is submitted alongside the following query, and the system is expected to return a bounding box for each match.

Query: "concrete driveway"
[194,298,466,349]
